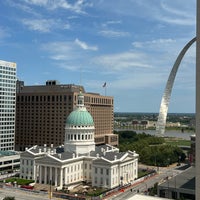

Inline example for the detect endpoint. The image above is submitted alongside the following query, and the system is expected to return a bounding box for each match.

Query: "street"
[0,164,187,200]
[105,164,185,200]
[0,187,59,200]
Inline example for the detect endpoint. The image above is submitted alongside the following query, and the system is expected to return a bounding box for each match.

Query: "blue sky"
[0,0,196,113]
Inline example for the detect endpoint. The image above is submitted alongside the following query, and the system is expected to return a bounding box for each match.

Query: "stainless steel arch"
[156,37,196,135]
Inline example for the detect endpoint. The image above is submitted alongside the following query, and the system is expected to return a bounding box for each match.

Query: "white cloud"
[6,0,39,16]
[22,0,89,14]
[95,0,195,26]
[160,1,195,26]
[99,30,130,38]
[22,18,71,32]
[75,38,98,51]
[132,38,176,52]
[0,27,10,39]
[23,0,48,6]
[22,18,55,32]
[93,52,152,71]
[42,41,78,59]
[102,20,122,28]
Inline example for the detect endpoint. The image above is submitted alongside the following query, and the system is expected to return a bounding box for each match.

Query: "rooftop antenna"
[79,66,82,92]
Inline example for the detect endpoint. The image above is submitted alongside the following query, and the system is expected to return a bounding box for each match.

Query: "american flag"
[102,82,106,87]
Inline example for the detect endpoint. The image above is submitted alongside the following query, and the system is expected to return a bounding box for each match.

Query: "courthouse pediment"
[93,158,112,166]
[36,155,62,165]
[21,151,37,158]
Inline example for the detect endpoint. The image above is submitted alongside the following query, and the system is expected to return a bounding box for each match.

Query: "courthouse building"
[20,92,138,190]
[15,80,118,151]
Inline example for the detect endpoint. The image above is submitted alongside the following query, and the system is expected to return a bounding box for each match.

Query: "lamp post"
[178,155,181,166]
[49,180,52,199]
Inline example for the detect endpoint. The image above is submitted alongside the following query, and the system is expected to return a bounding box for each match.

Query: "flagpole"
[103,82,107,96]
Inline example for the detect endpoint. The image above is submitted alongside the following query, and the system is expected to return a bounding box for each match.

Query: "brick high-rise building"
[15,80,118,151]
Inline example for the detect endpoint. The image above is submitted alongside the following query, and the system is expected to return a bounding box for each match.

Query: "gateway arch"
[156,37,196,135]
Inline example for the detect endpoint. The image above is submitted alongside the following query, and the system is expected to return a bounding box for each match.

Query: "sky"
[0,0,196,113]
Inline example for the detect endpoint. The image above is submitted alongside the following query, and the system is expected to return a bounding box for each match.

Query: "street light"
[49,180,52,199]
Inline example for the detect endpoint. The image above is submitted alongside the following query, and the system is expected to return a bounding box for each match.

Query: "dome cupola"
[64,91,95,154]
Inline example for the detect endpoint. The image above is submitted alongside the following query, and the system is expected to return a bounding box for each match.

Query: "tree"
[3,197,15,200]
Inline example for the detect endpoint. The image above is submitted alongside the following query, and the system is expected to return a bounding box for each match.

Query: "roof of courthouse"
[66,104,94,126]
[23,143,138,163]
[158,166,195,191]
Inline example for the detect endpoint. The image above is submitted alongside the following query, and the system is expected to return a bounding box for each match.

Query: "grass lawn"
[164,138,191,146]
[5,178,34,185]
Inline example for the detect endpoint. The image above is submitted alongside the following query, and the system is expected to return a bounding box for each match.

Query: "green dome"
[66,109,94,126]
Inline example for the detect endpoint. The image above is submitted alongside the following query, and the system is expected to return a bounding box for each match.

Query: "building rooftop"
[0,151,19,157]
[66,108,94,126]
[25,143,138,163]
[159,166,195,191]
[127,194,168,200]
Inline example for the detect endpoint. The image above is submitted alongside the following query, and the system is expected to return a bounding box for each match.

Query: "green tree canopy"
[3,197,15,200]
[116,130,186,167]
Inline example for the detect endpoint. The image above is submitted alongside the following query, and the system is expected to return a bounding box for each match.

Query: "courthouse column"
[55,167,57,187]
[39,166,42,184]
[50,167,52,184]
[44,166,47,184]
[34,165,38,181]
[60,168,63,188]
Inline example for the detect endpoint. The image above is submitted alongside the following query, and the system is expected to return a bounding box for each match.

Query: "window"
[100,177,103,185]
[106,178,109,186]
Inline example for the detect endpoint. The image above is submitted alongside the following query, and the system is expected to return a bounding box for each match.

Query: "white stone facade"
[20,145,138,190]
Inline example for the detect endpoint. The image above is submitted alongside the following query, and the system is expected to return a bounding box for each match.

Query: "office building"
[157,166,195,199]
[0,60,16,151]
[20,92,138,190]
[0,151,20,174]
[15,80,118,151]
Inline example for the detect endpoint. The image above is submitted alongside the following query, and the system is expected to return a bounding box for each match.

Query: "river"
[140,130,195,140]
[115,129,195,140]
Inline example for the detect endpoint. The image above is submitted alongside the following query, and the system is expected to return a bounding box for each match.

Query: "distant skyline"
[0,0,196,113]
